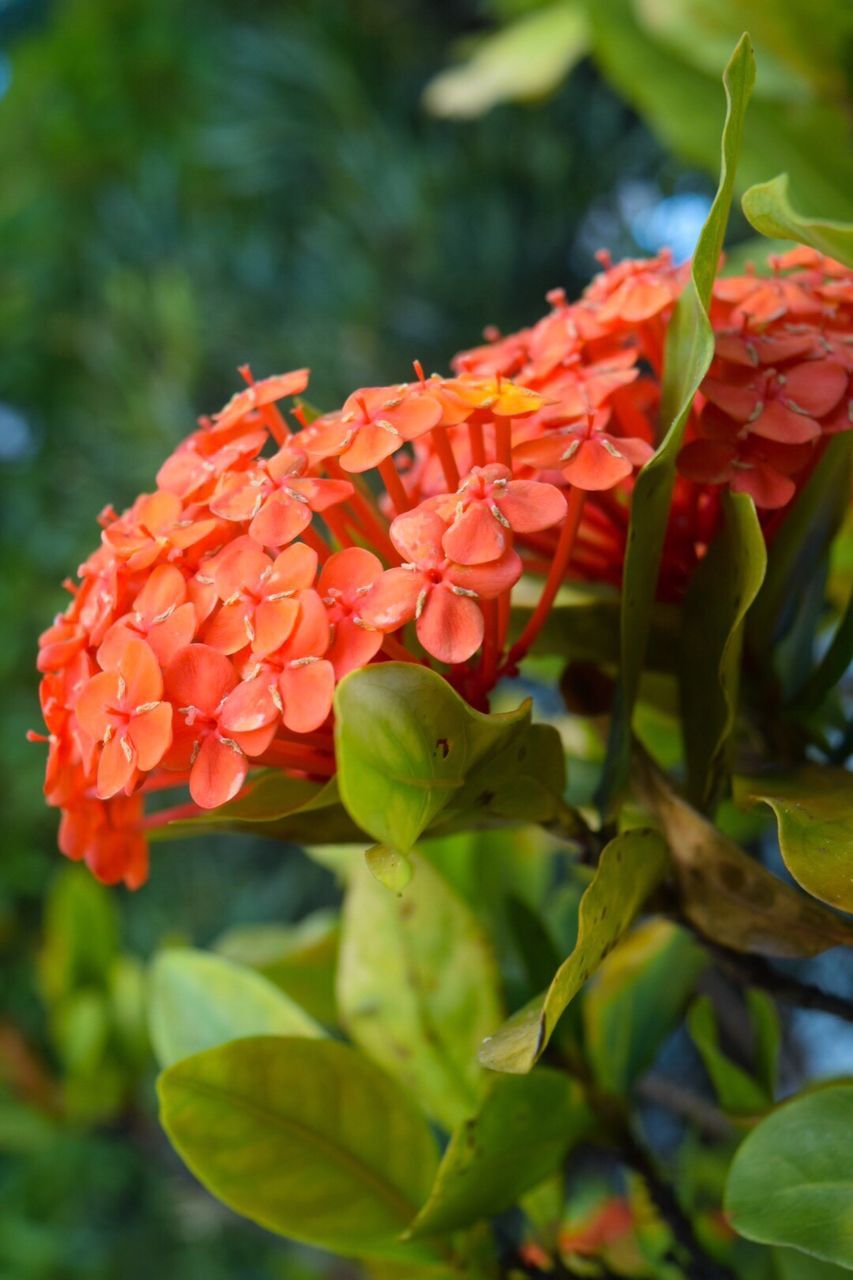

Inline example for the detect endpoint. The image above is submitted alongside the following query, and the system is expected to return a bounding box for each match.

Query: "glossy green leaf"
[158,1036,440,1262]
[680,491,766,809]
[726,1084,853,1266]
[687,996,771,1115]
[215,912,340,1026]
[148,947,323,1069]
[583,919,706,1094]
[337,852,502,1129]
[734,770,853,913]
[478,829,668,1074]
[602,33,754,806]
[743,174,853,268]
[634,755,853,956]
[334,663,569,852]
[423,4,588,118]
[407,1070,592,1238]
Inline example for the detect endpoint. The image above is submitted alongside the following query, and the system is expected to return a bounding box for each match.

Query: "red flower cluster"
[34,248,852,886]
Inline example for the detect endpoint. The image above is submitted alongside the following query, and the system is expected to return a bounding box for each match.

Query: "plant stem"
[507,485,586,667]
[707,943,853,1025]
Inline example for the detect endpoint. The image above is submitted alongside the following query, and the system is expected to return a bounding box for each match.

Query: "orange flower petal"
[280,659,335,734]
[189,734,247,808]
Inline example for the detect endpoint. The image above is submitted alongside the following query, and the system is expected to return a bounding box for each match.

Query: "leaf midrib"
[167,1072,423,1227]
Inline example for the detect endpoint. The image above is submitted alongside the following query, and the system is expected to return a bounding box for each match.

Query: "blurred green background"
[1,1,850,1277]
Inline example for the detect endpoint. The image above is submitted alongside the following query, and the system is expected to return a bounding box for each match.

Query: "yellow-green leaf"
[148,948,323,1068]
[742,173,853,268]
[734,770,853,913]
[158,1037,440,1262]
[423,4,588,118]
[337,852,502,1129]
[478,829,668,1074]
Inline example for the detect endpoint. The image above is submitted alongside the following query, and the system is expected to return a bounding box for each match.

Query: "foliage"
[6,4,853,1280]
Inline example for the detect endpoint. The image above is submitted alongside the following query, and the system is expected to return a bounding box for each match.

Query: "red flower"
[202,537,316,658]
[702,359,847,445]
[433,464,567,564]
[163,644,276,809]
[318,548,385,678]
[360,508,521,663]
[97,564,197,668]
[304,384,443,472]
[75,638,173,799]
[514,410,653,490]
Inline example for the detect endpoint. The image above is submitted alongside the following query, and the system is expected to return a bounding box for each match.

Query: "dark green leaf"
[583,919,706,1093]
[148,948,323,1068]
[602,33,755,806]
[407,1070,592,1238]
[742,174,853,268]
[787,591,853,717]
[679,491,766,809]
[634,755,853,956]
[337,852,503,1129]
[334,663,570,851]
[158,1037,440,1262]
[734,770,853,913]
[746,434,852,671]
[478,829,668,1074]
[726,1084,853,1267]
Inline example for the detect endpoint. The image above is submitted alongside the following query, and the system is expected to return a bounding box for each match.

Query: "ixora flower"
[33,250,852,886]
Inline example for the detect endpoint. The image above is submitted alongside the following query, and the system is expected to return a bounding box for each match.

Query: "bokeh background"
[1,2,850,1277]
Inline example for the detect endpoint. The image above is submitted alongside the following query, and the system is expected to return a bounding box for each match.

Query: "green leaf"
[38,866,118,1006]
[679,491,766,809]
[365,845,414,893]
[602,33,755,806]
[478,829,668,1074]
[215,912,340,1025]
[687,996,771,1115]
[634,754,853,956]
[148,947,323,1069]
[511,594,681,671]
[787,590,853,717]
[746,433,853,673]
[742,174,853,268]
[583,919,706,1094]
[407,1070,592,1238]
[423,4,588,118]
[158,1036,440,1262]
[337,852,502,1129]
[153,772,362,844]
[334,663,569,852]
[725,1084,853,1267]
[734,770,853,913]
[588,0,853,217]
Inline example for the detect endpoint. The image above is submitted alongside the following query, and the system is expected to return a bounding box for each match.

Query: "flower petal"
[497,480,567,533]
[442,503,507,565]
[164,644,238,715]
[128,702,173,772]
[359,567,424,631]
[280,659,336,734]
[416,585,483,664]
[96,732,137,800]
[189,734,247,808]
